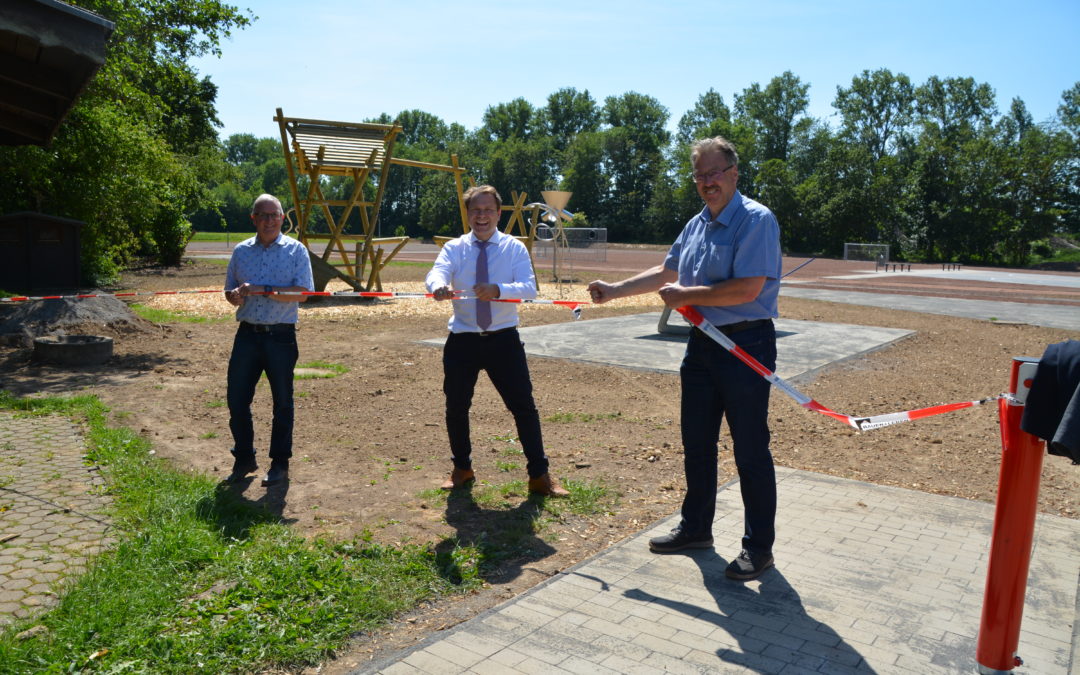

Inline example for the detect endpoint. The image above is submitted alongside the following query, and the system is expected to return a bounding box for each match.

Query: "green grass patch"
[295,361,349,380]
[544,411,623,424]
[382,260,431,269]
[1047,248,1080,264]
[0,391,474,674]
[130,303,224,324]
[422,478,616,580]
[190,231,299,242]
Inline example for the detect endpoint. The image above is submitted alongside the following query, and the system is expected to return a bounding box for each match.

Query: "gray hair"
[690,137,739,167]
[251,194,283,215]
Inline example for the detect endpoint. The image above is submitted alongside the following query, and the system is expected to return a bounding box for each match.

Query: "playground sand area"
[0,257,1077,673]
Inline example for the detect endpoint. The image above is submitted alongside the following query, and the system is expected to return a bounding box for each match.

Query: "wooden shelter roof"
[0,0,114,146]
[281,117,401,175]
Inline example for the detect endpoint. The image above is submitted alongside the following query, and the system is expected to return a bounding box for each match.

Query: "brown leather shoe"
[440,468,475,490]
[528,473,569,497]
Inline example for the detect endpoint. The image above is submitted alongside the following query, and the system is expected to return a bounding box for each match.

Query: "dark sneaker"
[262,461,289,486]
[226,454,258,483]
[725,549,774,581]
[648,526,713,553]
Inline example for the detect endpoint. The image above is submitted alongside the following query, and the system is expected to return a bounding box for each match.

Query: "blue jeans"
[227,323,298,462]
[679,321,777,554]
[442,329,549,479]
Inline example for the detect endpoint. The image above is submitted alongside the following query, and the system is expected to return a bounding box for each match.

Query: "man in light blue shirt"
[223,194,314,486]
[589,137,782,581]
[427,185,568,497]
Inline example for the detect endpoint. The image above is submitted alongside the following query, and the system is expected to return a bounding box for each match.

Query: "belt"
[695,318,772,337]
[475,326,517,337]
[239,321,294,333]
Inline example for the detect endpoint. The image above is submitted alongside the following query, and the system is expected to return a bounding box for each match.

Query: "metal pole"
[976,356,1044,674]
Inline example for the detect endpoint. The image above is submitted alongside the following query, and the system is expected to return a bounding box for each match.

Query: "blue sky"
[192,0,1080,141]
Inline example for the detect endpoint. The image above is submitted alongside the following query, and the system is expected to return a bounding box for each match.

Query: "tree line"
[198,72,1080,269]
[0,1,1076,284]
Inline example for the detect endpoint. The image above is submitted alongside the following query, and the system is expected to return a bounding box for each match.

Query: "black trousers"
[227,322,298,462]
[442,329,549,479]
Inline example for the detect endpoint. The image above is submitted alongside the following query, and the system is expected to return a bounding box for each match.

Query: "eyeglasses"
[693,165,734,183]
[252,212,282,221]
[468,208,500,217]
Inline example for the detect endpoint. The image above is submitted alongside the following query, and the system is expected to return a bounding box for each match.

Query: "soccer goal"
[844,243,890,263]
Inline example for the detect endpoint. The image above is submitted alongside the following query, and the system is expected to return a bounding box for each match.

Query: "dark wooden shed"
[0,212,84,291]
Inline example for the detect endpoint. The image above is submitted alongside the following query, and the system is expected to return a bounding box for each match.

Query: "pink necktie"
[475,240,491,330]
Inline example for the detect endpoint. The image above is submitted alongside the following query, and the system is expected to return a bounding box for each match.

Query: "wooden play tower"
[275,108,565,291]
[276,108,472,291]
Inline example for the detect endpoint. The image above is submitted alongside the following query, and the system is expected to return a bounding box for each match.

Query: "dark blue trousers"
[442,329,549,479]
[679,322,777,555]
[227,323,298,462]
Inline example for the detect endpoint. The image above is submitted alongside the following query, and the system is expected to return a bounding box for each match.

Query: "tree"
[481,98,540,142]
[915,76,996,142]
[394,109,451,149]
[833,68,915,160]
[1056,83,1080,235]
[999,98,1034,143]
[734,71,810,162]
[676,88,732,146]
[1058,82,1080,135]
[484,137,556,208]
[0,0,252,281]
[908,77,1001,262]
[560,131,608,227]
[599,92,670,240]
[542,88,600,152]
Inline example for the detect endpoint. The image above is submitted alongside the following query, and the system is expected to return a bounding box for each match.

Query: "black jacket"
[1021,339,1080,464]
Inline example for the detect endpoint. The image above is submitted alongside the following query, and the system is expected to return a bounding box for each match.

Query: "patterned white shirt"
[225,234,314,325]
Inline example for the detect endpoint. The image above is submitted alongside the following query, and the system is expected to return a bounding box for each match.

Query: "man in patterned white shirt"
[223,194,314,486]
[426,185,568,497]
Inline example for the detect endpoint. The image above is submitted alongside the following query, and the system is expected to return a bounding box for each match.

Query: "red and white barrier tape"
[1,290,995,430]
[0,289,586,318]
[675,306,999,431]
[1,289,224,301]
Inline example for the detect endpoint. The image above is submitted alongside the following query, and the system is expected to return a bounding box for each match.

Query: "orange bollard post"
[976,356,1045,674]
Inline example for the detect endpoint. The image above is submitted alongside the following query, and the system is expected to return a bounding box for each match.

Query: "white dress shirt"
[425,230,537,333]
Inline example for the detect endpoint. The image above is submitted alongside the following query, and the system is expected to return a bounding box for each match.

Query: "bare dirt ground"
[1,253,1078,673]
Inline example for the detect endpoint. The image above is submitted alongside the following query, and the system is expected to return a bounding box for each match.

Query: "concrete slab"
[422,313,913,381]
[360,467,1080,674]
[780,287,1080,332]
[829,269,1080,289]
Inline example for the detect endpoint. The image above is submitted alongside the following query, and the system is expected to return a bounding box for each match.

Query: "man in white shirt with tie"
[426,185,568,497]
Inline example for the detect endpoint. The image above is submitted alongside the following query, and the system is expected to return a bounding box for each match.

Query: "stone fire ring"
[32,335,113,366]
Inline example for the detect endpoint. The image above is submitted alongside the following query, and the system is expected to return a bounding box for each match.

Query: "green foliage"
[12,10,1069,278]
[734,71,810,163]
[0,0,252,284]
[295,361,350,380]
[428,478,617,582]
[0,392,465,674]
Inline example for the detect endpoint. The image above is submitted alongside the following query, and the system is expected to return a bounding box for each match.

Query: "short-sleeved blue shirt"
[224,234,314,325]
[663,190,781,327]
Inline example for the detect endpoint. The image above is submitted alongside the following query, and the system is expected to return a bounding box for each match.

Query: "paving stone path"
[0,411,114,626]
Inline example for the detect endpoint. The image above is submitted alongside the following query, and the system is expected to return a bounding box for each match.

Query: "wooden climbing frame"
[275,109,471,291]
